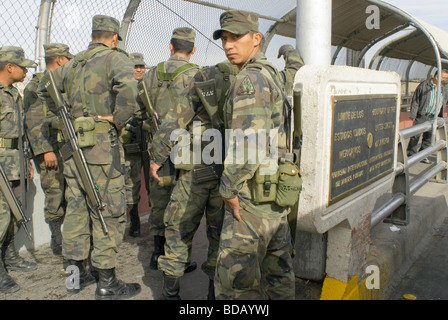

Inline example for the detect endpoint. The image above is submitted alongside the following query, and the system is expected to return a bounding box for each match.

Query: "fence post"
[384,133,410,225]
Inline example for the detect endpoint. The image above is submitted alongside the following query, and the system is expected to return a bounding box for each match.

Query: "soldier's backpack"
[152,61,198,108]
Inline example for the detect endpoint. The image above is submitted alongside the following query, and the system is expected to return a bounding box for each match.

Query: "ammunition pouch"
[192,164,223,184]
[74,116,96,148]
[251,153,302,207]
[251,163,279,204]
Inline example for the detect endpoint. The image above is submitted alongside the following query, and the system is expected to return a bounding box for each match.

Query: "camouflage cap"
[44,43,75,59]
[129,53,146,67]
[213,10,259,40]
[0,46,36,68]
[171,27,196,43]
[92,15,123,41]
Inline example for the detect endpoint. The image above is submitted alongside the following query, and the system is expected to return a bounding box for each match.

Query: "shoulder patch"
[237,76,255,96]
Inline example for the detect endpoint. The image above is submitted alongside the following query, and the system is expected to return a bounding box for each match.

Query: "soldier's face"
[11,64,27,83]
[221,31,261,69]
[134,65,145,81]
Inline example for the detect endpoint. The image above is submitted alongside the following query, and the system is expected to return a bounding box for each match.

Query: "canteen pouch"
[275,161,302,207]
[251,163,279,204]
[74,116,96,148]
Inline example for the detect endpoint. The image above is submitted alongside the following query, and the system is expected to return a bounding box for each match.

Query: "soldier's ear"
[169,43,175,55]
[253,32,262,47]
[191,47,197,55]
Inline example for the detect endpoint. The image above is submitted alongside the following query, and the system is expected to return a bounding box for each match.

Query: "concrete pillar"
[293,0,331,283]
[296,0,332,66]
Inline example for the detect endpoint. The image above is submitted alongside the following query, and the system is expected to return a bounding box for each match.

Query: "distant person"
[121,52,147,238]
[407,69,448,163]
[24,43,74,256]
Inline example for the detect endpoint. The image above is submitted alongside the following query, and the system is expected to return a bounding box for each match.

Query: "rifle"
[0,163,32,241]
[137,81,160,136]
[137,81,175,187]
[43,71,109,235]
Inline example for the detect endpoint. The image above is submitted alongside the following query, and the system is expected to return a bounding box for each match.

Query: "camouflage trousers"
[0,181,20,244]
[215,207,295,300]
[34,153,66,222]
[148,175,173,237]
[158,169,224,278]
[124,152,142,207]
[62,158,126,269]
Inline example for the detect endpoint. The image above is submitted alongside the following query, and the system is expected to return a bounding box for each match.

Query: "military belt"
[0,138,19,149]
[94,121,112,133]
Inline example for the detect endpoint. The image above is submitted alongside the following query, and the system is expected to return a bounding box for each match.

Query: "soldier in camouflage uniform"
[149,42,302,300]
[23,43,74,256]
[0,46,38,294]
[213,10,296,300]
[120,53,147,237]
[143,27,199,273]
[39,15,144,300]
[149,61,236,300]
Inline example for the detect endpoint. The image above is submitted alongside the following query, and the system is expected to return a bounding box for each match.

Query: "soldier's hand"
[97,115,123,136]
[277,44,295,59]
[150,162,161,182]
[44,151,58,169]
[28,163,34,180]
[223,196,241,222]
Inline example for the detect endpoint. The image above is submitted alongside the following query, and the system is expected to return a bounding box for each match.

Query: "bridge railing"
[371,117,448,227]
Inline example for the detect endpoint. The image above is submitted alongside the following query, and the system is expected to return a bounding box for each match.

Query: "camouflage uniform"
[151,61,238,299]
[23,43,74,256]
[142,28,199,272]
[213,10,295,300]
[120,53,148,237]
[39,16,143,299]
[0,46,37,294]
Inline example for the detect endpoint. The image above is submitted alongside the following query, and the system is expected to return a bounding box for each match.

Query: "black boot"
[48,217,63,256]
[185,261,197,273]
[66,259,96,294]
[150,235,165,270]
[128,204,141,237]
[95,268,141,300]
[3,238,37,272]
[0,244,19,294]
[160,273,181,300]
[207,278,215,300]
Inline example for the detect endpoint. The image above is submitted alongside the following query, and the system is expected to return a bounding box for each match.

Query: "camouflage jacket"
[151,61,237,167]
[0,82,27,181]
[220,52,288,219]
[279,48,304,94]
[41,41,143,165]
[151,52,301,171]
[142,54,199,161]
[23,72,58,156]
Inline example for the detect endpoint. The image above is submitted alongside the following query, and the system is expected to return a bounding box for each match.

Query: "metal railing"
[371,117,448,227]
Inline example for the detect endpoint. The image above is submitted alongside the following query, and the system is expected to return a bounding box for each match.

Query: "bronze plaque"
[329,95,397,205]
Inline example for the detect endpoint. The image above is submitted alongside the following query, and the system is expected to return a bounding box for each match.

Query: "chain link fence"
[1,0,438,88]
[1,0,41,92]
[1,0,297,78]
[48,0,129,55]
